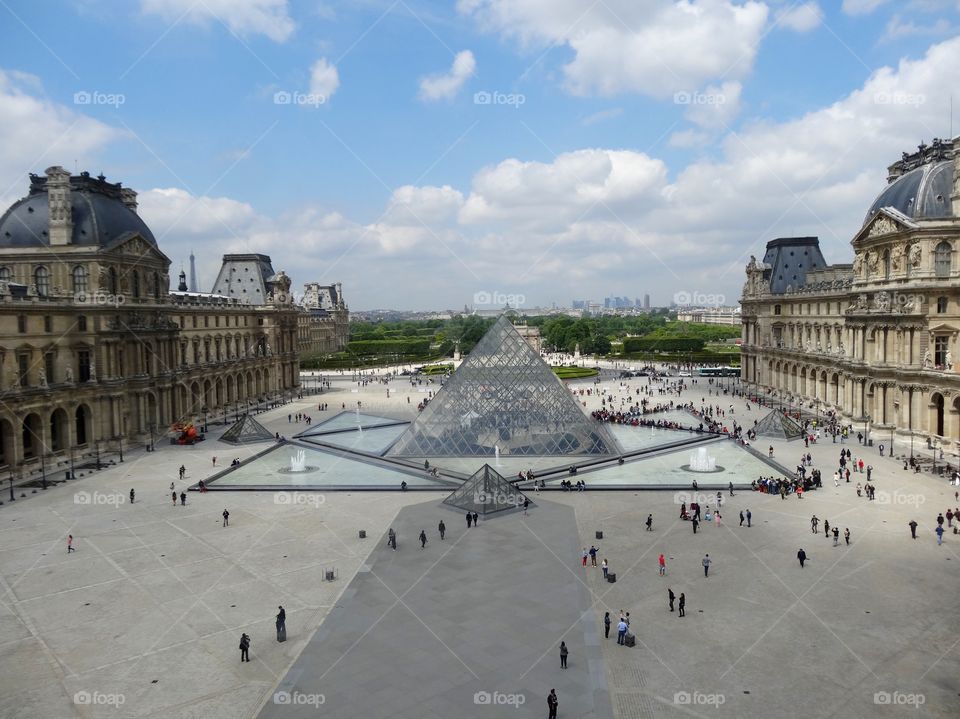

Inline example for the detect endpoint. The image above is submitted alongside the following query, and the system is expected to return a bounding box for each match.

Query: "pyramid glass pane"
[443,464,530,515]
[219,414,275,444]
[753,410,804,440]
[302,425,407,454]
[388,316,620,458]
[300,411,404,435]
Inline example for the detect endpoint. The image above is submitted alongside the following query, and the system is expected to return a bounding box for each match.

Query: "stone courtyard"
[0,369,957,718]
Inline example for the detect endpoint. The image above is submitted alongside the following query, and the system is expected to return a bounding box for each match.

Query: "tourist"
[824,519,830,538]
[811,515,819,534]
[523,497,529,515]
[170,481,176,493]
[472,512,478,526]
[276,606,286,641]
[844,528,851,545]
[729,481,734,496]
[67,534,75,553]
[936,525,945,545]
[466,512,472,528]
[180,491,186,506]
[602,558,609,580]
[222,509,229,527]
[617,617,628,644]
[692,517,699,534]
[702,554,712,577]
[129,488,135,504]
[438,520,445,540]
[668,587,675,612]
[212,457,217,467]
[589,545,598,566]
[559,641,568,668]
[239,633,250,662]
[172,491,177,506]
[678,593,686,617]
[909,520,918,539]
[658,553,666,576]
[716,510,722,527]
[646,514,653,531]
[746,509,752,527]
[547,689,558,719]
[582,548,588,567]
[797,548,806,568]
[419,529,427,549]
[603,611,611,638]
[739,510,745,526]
[833,527,840,546]
[388,528,397,550]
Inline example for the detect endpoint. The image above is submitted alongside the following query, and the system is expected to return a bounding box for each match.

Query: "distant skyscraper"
[643,293,650,309]
[189,250,198,292]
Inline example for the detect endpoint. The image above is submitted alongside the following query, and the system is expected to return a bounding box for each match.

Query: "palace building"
[0,167,301,478]
[741,138,960,458]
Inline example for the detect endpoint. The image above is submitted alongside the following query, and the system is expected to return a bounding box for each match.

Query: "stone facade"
[298,282,349,356]
[0,167,299,476]
[741,140,960,456]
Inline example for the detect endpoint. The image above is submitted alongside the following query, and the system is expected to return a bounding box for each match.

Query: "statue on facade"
[89,360,96,381]
[38,368,47,388]
[266,342,272,356]
[947,350,954,370]
[856,293,868,310]
[9,368,20,389]
[65,367,74,383]
[867,251,880,274]
[923,349,932,368]
[909,243,922,269]
[891,244,904,272]
[852,253,864,277]
[874,291,890,312]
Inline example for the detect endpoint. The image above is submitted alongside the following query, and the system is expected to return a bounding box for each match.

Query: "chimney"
[45,166,72,246]
[120,187,138,214]
[178,269,187,292]
[952,140,960,216]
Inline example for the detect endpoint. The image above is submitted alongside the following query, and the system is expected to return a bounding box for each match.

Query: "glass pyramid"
[752,409,804,441]
[443,464,530,515]
[219,413,275,444]
[387,316,620,457]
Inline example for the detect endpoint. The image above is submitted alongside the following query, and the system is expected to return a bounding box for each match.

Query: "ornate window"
[72,265,88,295]
[132,271,141,298]
[934,336,949,367]
[0,267,10,283]
[935,241,952,277]
[78,315,87,331]
[34,266,49,296]
[883,249,891,279]
[937,296,948,313]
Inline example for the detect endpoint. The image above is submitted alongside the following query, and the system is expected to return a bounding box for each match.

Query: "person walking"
[547,689,558,719]
[419,529,427,549]
[67,534,75,553]
[692,517,699,534]
[472,511,478,527]
[172,491,177,506]
[438,520,446,540]
[180,491,186,506]
[603,611,611,639]
[746,509,752,527]
[909,520,918,539]
[645,514,653,531]
[739,510,744,526]
[844,528,850,545]
[239,633,250,662]
[824,519,830,538]
[668,587,675,612]
[702,554,712,577]
[729,481,734,496]
[601,558,609,580]
[832,527,839,546]
[523,497,529,515]
[129,488,135,504]
[797,548,806,567]
[678,592,686,617]
[222,509,229,527]
[582,548,588,567]
[276,606,286,641]
[388,528,397,550]
[589,545,598,567]
[658,553,666,576]
[936,525,945,545]
[559,641,568,669]
[617,618,628,644]
[811,515,819,534]
[466,511,472,528]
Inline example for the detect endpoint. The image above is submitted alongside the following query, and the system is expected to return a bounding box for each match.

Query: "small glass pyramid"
[443,464,530,515]
[387,316,620,457]
[219,413,276,444]
[752,409,804,440]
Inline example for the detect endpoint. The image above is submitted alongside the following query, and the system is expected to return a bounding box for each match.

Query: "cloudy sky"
[1,0,959,309]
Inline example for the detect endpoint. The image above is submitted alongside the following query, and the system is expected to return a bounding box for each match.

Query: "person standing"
[824,519,830,538]
[811,515,819,534]
[746,509,752,527]
[472,512,478,527]
[239,633,250,662]
[797,548,806,567]
[668,587,675,612]
[129,488,135,504]
[582,548,588,567]
[702,554,712,577]
[603,611,611,639]
[559,641,568,669]
[438,520,446,540]
[180,491,186,506]
[466,512,472,528]
[589,545,598,567]
[67,534,75,553]
[419,529,427,549]
[739,510,745,527]
[729,481,734,496]
[832,527,839,546]
[222,509,229,527]
[172,491,177,506]
[547,689,558,719]
[212,457,217,467]
[936,525,945,545]
[678,592,686,617]
[388,528,397,550]
[658,553,666,576]
[692,517,699,534]
[844,528,850,545]
[276,606,286,641]
[601,558,609,580]
[909,520,918,539]
[523,497,529,515]
[617,618,628,644]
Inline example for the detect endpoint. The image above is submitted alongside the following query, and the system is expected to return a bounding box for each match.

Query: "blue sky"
[1,0,959,309]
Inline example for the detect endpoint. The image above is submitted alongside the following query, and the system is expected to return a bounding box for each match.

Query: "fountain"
[681,446,724,473]
[356,406,362,433]
[279,448,318,474]
[494,445,502,467]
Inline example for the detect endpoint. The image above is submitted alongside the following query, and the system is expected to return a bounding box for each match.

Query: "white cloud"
[777,2,823,32]
[682,81,743,129]
[418,50,476,101]
[309,58,340,100]
[882,14,954,41]
[841,0,890,14]
[140,0,295,42]
[458,0,768,99]
[581,108,623,126]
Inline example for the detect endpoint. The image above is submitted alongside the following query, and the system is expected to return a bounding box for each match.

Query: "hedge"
[346,339,432,356]
[622,337,705,353]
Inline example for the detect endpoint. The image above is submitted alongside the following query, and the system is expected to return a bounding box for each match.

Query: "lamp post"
[7,472,13,502]
[68,445,75,479]
[40,451,47,490]
[117,435,123,463]
[863,414,870,447]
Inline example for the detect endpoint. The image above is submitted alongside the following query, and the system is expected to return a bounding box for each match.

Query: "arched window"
[108,267,118,295]
[935,241,952,277]
[132,271,141,298]
[0,267,10,283]
[34,266,49,296]
[883,249,891,279]
[72,265,88,295]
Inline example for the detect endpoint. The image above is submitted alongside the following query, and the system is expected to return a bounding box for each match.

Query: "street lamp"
[40,451,47,490]
[116,435,124,463]
[68,445,75,479]
[7,472,13,502]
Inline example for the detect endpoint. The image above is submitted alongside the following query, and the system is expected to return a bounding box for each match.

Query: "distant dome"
[863,160,954,226]
[0,171,156,248]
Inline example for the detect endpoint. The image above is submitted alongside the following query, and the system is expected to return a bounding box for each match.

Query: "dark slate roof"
[864,160,954,226]
[0,172,156,248]
[761,237,827,295]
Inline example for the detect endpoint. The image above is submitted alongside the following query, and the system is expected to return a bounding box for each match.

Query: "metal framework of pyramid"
[387,316,620,457]
[443,464,530,515]
[219,414,275,444]
[753,409,804,441]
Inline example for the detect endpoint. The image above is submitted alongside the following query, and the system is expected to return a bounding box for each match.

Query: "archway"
[22,413,42,460]
[75,405,91,446]
[931,393,945,437]
[49,408,69,452]
[0,418,14,467]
